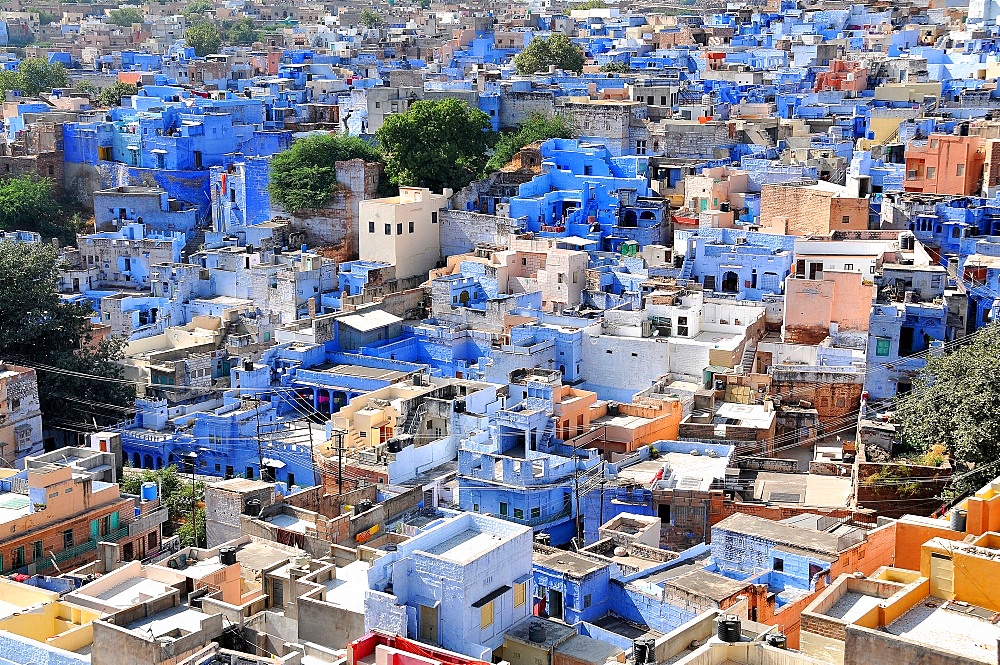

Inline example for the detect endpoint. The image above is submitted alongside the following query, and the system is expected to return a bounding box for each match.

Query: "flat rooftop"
[322,559,369,612]
[265,513,314,534]
[535,550,608,577]
[887,599,1000,663]
[824,591,883,623]
[93,577,176,609]
[659,449,731,491]
[420,528,503,564]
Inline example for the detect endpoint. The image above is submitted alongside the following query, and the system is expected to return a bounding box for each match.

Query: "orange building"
[813,60,868,94]
[0,458,166,574]
[904,133,985,196]
[565,395,684,458]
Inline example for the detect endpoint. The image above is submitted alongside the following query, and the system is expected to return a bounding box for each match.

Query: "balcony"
[129,507,169,536]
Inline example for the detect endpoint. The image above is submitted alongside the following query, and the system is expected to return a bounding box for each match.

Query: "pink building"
[904,133,985,196]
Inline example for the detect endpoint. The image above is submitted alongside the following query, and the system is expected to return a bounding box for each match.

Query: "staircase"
[679,253,694,282]
[400,404,427,437]
[740,340,758,375]
[182,230,207,263]
[537,418,557,450]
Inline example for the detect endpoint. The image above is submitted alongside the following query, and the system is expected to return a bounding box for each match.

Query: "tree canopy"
[96,81,137,107]
[0,242,135,431]
[183,0,212,18]
[896,322,1000,496]
[0,58,68,98]
[107,7,143,26]
[359,8,382,27]
[35,9,59,25]
[223,17,258,45]
[599,61,631,73]
[121,466,205,547]
[485,114,574,174]
[0,176,81,243]
[377,98,494,193]
[574,0,608,8]
[514,34,586,75]
[185,22,222,56]
[268,133,382,212]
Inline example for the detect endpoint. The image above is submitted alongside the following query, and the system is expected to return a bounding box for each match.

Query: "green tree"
[485,113,574,173]
[359,8,382,27]
[107,7,143,26]
[599,61,630,73]
[0,58,69,97]
[76,80,98,96]
[0,176,73,241]
[896,322,1000,496]
[186,22,222,56]
[514,33,586,75]
[224,16,258,45]
[268,133,382,212]
[574,0,608,8]
[96,81,138,107]
[0,242,135,431]
[35,9,59,25]
[377,98,493,193]
[121,465,205,546]
[183,0,212,18]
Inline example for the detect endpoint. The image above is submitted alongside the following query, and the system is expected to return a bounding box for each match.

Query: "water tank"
[766,633,787,649]
[632,638,655,664]
[528,621,546,643]
[244,498,262,517]
[950,508,968,532]
[717,616,741,643]
[219,547,237,566]
[355,499,375,515]
[141,482,158,502]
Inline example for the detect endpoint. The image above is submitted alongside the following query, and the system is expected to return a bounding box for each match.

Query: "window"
[432,211,438,224]
[875,337,891,357]
[513,507,524,519]
[841,215,851,225]
[11,546,23,568]
[385,224,392,235]
[926,166,936,180]
[930,139,939,148]
[62,529,74,548]
[514,581,526,608]
[531,507,541,518]
[499,502,508,516]
[397,223,403,235]
[773,557,784,572]
[480,601,494,629]
[957,163,966,176]
[843,263,854,271]
[369,221,375,233]
[32,540,42,561]
[584,594,592,609]
[635,139,647,155]
[473,503,480,512]
[408,221,414,233]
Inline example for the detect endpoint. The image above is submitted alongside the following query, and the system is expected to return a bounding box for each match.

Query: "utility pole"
[573,439,582,545]
[253,394,265,480]
[337,429,344,496]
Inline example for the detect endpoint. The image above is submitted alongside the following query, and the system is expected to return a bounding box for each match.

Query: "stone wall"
[439,210,511,257]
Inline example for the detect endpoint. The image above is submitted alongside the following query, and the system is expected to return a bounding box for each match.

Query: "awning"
[472,585,511,608]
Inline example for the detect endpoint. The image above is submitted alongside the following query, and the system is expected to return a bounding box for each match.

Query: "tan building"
[359,187,448,280]
[759,181,869,236]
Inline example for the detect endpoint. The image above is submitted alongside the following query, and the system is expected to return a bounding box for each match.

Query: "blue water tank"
[141,482,158,502]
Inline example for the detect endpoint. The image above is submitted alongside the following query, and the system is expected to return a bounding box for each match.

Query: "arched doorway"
[144,454,153,469]
[721,271,739,293]
[133,452,141,468]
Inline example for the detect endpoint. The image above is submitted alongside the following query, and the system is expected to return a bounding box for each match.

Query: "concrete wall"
[844,624,985,665]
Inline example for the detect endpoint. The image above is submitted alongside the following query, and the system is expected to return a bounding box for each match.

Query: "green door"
[90,519,99,541]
